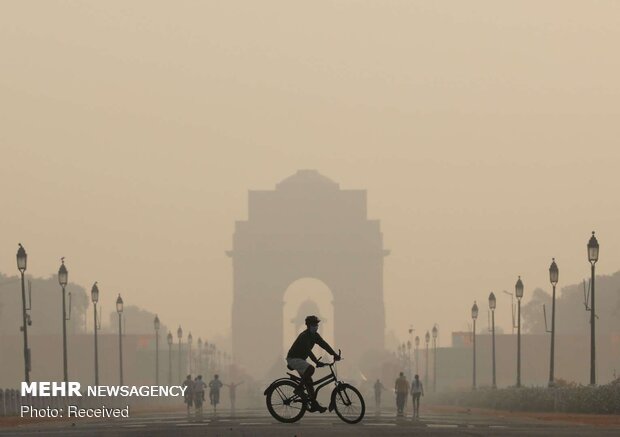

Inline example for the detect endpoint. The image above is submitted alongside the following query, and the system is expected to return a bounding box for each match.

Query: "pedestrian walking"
[209,374,223,414]
[182,374,194,417]
[374,379,386,411]
[411,374,424,419]
[193,375,207,420]
[394,372,409,417]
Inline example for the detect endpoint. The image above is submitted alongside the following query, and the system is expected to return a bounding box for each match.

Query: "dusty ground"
[427,405,620,427]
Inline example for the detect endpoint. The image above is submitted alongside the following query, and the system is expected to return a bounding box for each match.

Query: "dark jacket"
[287,329,337,360]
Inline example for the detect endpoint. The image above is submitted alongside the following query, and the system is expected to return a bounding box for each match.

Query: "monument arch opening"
[283,278,335,355]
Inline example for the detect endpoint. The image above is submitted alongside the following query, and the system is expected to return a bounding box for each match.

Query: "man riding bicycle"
[286,315,340,413]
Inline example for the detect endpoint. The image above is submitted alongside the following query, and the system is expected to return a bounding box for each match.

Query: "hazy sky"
[1,1,620,348]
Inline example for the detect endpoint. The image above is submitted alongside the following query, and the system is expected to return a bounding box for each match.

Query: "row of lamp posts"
[13,244,124,385]
[14,244,225,387]
[399,326,438,391]
[470,232,600,389]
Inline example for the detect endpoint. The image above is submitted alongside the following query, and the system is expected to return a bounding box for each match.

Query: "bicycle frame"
[286,362,340,397]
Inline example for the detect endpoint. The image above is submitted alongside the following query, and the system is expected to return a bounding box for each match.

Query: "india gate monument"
[228,170,387,376]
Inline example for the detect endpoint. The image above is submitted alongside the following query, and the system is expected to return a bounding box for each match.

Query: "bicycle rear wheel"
[266,380,307,423]
[332,383,365,424]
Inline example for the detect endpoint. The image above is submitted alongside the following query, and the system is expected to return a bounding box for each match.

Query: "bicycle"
[264,351,365,424]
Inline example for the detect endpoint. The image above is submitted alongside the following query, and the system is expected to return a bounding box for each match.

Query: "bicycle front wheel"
[266,380,306,423]
[332,383,365,424]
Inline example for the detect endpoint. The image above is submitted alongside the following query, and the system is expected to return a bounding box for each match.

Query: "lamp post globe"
[154,315,160,331]
[415,336,420,348]
[515,276,524,299]
[488,292,496,310]
[471,302,478,320]
[91,282,99,303]
[588,231,599,264]
[58,260,68,287]
[116,294,124,314]
[177,326,183,340]
[167,331,173,345]
[17,243,27,272]
[549,259,559,285]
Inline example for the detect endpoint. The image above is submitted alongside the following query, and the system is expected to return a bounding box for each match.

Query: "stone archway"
[228,170,388,376]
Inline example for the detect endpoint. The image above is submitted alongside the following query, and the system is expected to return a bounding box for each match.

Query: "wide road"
[1,407,619,436]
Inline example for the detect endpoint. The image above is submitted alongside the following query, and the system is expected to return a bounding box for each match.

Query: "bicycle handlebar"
[316,349,342,366]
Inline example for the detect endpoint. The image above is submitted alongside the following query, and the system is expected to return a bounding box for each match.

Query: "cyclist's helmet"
[305,315,321,325]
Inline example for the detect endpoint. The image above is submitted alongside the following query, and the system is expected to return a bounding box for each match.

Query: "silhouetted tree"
[0,272,89,335]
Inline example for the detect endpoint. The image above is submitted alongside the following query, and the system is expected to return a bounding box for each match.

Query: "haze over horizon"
[2,1,620,348]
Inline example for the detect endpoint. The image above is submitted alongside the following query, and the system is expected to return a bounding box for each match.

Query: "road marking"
[427,424,458,428]
[365,423,397,426]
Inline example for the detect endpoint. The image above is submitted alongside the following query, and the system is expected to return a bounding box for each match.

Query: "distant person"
[394,372,409,417]
[209,374,224,414]
[182,374,194,416]
[193,375,207,419]
[374,379,386,410]
[224,381,244,412]
[411,374,424,419]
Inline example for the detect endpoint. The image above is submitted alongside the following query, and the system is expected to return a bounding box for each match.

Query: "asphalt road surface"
[1,407,619,436]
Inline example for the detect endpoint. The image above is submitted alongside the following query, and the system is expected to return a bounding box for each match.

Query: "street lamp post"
[489,292,497,389]
[424,331,430,389]
[16,244,30,384]
[432,325,438,392]
[549,259,559,387]
[188,332,193,374]
[116,294,124,385]
[58,258,69,383]
[177,326,183,381]
[471,301,478,390]
[91,282,100,385]
[197,338,203,376]
[407,340,412,381]
[588,231,599,385]
[167,331,173,384]
[414,336,420,375]
[515,277,524,388]
[154,315,160,385]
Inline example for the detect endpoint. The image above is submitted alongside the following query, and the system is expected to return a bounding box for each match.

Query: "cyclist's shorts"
[286,358,310,375]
